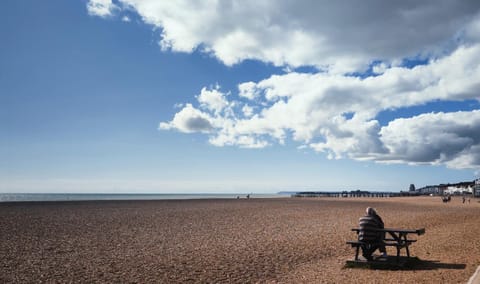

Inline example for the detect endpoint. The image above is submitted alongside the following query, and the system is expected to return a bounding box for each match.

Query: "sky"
[1,0,480,194]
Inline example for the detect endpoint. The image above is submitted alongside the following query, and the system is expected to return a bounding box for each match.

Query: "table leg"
[403,234,410,257]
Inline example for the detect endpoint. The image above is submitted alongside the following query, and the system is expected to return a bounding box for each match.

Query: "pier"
[291,190,404,198]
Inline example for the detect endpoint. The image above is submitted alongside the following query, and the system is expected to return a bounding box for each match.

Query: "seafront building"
[414,185,441,195]
[475,179,480,197]
[289,179,480,198]
[416,179,480,196]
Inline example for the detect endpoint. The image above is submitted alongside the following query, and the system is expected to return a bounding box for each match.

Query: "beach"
[1,197,479,283]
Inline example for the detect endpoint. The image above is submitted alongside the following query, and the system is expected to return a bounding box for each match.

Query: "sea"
[0,193,289,202]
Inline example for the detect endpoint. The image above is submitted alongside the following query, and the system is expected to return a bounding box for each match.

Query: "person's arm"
[373,214,384,229]
[379,216,384,229]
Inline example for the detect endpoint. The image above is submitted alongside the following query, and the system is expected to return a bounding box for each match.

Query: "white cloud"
[372,62,389,75]
[122,16,131,22]
[87,0,119,18]
[91,0,480,72]
[242,105,254,117]
[209,133,269,149]
[238,82,260,100]
[378,111,480,169]
[160,44,480,168]
[197,86,229,114]
[86,1,480,169]
[159,104,213,133]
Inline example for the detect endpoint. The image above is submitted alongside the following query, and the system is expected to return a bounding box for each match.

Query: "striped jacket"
[358,214,384,242]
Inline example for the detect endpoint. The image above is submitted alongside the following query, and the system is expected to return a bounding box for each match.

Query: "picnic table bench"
[347,227,425,263]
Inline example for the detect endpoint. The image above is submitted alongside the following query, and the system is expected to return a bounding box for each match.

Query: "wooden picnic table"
[347,227,425,262]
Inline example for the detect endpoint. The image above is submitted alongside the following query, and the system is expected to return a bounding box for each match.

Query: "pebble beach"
[1,197,479,283]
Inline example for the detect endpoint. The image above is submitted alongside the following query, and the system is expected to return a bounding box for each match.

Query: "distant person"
[443,195,452,203]
[358,207,387,260]
[462,196,466,204]
[246,194,250,199]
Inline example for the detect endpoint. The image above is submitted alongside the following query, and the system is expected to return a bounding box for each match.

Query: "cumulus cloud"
[159,104,213,133]
[238,82,260,100]
[160,44,480,168]
[242,105,254,118]
[87,0,119,17]
[87,1,480,169]
[379,111,480,169]
[197,86,229,114]
[92,0,480,72]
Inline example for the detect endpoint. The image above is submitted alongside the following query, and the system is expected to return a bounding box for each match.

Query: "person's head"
[366,207,377,216]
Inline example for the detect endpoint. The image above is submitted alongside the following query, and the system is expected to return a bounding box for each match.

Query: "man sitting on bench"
[358,207,387,260]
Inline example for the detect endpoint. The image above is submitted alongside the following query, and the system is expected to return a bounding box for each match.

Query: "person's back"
[358,207,386,260]
[358,214,383,242]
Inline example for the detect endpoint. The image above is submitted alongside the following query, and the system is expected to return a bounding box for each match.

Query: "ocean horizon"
[0,193,289,202]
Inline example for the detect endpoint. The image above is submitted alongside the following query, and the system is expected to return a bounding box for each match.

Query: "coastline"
[0,193,287,203]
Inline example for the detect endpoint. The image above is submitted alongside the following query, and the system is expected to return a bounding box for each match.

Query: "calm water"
[0,193,288,202]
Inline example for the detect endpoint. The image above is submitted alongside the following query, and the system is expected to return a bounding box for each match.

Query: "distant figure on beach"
[442,195,451,203]
[358,207,387,260]
[246,194,250,199]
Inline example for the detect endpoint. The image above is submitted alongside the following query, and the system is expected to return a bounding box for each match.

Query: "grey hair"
[366,207,377,215]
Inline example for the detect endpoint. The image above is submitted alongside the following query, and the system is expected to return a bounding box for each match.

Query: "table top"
[352,227,425,235]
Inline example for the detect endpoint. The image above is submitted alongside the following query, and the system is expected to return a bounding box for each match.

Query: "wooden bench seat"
[346,239,416,261]
[383,238,416,243]
[347,228,423,262]
[347,227,424,265]
[346,240,416,247]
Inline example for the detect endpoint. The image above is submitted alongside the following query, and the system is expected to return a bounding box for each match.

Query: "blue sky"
[1,0,480,193]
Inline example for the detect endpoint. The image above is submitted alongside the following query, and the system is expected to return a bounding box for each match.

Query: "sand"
[1,196,479,283]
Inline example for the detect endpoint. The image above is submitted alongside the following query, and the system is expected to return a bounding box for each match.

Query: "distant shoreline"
[0,193,289,203]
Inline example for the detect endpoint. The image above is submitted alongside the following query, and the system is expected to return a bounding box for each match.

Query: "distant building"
[417,185,440,195]
[443,181,475,195]
[438,184,448,195]
[409,184,416,192]
[416,180,476,196]
[474,179,480,197]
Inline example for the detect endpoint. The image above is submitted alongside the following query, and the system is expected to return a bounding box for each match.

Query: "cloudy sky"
[2,0,480,193]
